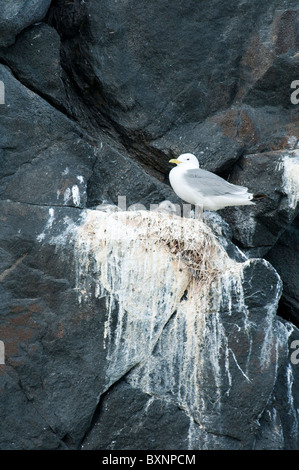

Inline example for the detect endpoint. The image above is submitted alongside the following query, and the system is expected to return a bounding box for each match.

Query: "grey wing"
[183,169,249,196]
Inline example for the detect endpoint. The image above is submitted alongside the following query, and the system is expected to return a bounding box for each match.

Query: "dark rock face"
[266,215,299,325]
[221,150,299,257]
[0,0,52,48]
[46,0,299,169]
[0,201,292,450]
[1,0,299,451]
[1,23,68,111]
[0,202,106,449]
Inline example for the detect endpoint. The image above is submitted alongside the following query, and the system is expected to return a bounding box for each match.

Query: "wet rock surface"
[1,0,299,450]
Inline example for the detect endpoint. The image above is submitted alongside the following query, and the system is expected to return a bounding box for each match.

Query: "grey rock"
[86,141,178,209]
[264,322,299,450]
[0,65,93,208]
[81,380,241,450]
[0,198,292,450]
[0,367,64,449]
[266,215,299,325]
[254,398,285,450]
[221,151,299,256]
[1,0,299,452]
[47,0,299,175]
[0,0,52,47]
[0,65,172,210]
[125,257,286,449]
[1,23,68,111]
[203,211,247,262]
[0,201,109,449]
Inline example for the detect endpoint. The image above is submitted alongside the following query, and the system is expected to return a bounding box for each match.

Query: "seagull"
[169,153,255,218]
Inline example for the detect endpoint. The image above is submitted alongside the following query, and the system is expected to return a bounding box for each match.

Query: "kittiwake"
[169,153,255,216]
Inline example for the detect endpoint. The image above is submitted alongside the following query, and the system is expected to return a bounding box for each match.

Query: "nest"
[75,208,235,291]
[117,210,231,285]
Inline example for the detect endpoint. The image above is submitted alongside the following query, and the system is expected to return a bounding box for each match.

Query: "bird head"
[169,153,199,168]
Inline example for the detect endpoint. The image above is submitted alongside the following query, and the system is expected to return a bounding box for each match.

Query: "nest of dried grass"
[116,210,231,284]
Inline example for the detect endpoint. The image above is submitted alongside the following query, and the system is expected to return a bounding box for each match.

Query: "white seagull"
[169,153,255,217]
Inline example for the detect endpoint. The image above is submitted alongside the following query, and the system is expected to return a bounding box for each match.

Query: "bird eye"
[187,158,190,160]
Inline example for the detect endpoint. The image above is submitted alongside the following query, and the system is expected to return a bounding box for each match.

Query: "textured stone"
[221,150,299,257]
[0,201,107,448]
[1,23,68,111]
[81,381,241,450]
[0,65,93,208]
[0,202,293,449]
[0,0,52,47]
[46,0,299,174]
[1,0,299,451]
[0,65,172,210]
[266,215,299,325]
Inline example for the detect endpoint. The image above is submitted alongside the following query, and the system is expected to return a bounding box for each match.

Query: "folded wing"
[183,169,250,196]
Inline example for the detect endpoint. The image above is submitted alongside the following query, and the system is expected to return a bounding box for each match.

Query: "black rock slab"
[266,215,299,326]
[0,0,52,48]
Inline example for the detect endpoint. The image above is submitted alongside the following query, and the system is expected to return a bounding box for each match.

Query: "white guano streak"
[57,209,285,426]
[281,151,299,210]
[36,207,55,242]
[74,211,253,414]
[74,210,191,385]
[287,364,299,439]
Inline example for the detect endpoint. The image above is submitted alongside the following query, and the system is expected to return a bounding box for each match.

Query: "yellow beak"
[169,159,182,165]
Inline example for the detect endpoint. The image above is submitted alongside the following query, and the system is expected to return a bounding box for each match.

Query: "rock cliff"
[1,0,299,450]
